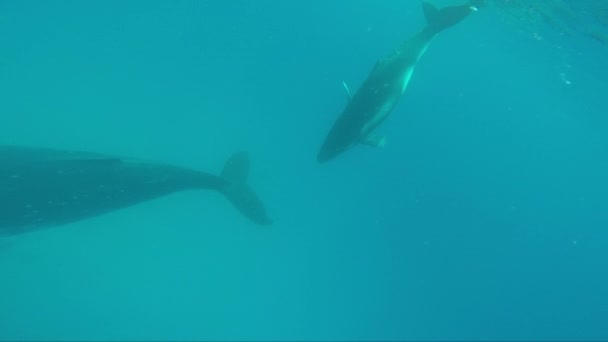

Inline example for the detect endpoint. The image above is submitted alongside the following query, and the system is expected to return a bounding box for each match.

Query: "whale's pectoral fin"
[361,134,387,148]
[219,152,272,225]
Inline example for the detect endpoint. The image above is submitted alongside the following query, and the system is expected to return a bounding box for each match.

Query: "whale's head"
[317,135,355,163]
[317,116,362,163]
[317,145,344,163]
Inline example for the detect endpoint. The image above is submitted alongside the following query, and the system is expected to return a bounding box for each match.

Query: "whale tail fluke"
[219,152,272,225]
[422,1,480,34]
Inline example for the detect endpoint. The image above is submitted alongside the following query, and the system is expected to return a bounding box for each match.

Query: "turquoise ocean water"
[1,0,607,340]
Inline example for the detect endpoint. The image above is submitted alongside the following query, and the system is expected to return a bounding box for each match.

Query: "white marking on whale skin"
[400,67,415,94]
[360,55,425,137]
[399,39,432,94]
[360,100,395,136]
[342,81,352,100]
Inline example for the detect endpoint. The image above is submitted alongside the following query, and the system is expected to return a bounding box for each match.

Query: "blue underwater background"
[1,0,608,340]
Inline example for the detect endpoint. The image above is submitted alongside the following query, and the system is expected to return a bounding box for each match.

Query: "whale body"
[0,145,272,236]
[318,1,482,162]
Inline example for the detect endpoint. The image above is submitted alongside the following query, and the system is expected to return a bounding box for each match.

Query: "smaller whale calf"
[317,0,484,163]
[0,146,272,236]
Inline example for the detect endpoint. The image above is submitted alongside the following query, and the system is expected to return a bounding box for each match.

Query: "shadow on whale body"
[0,146,272,236]
[317,0,484,163]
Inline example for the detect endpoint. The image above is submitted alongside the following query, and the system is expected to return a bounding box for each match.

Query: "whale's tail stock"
[219,152,273,225]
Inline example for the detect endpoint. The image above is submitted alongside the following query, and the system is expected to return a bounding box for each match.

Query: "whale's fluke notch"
[219,152,272,226]
[422,1,477,34]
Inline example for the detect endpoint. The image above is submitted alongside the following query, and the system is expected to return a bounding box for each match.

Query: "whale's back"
[0,146,223,234]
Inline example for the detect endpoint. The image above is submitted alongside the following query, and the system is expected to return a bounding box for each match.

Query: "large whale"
[0,145,272,236]
[317,0,484,163]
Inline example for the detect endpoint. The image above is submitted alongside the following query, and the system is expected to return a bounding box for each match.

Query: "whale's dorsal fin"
[342,81,352,102]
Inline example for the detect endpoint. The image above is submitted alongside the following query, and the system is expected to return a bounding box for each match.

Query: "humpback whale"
[0,146,272,236]
[317,0,483,163]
